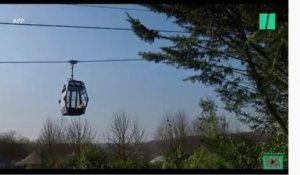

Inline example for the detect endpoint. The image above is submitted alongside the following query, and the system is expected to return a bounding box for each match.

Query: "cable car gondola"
[59,60,89,116]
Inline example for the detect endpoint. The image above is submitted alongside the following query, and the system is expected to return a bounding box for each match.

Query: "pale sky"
[0,4,249,141]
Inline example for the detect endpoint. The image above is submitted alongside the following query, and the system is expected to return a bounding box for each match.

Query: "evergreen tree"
[127,4,288,134]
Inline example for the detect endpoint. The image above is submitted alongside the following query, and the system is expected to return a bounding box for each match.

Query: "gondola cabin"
[59,80,89,116]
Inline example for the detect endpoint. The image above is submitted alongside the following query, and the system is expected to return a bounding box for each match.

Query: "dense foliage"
[127,4,288,135]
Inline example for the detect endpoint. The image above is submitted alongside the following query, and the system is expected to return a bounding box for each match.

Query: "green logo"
[259,13,276,30]
[262,153,284,170]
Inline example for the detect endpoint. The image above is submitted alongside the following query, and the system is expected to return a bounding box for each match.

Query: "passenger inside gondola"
[60,80,88,116]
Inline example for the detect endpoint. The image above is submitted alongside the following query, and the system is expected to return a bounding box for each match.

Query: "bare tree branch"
[105,111,145,161]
